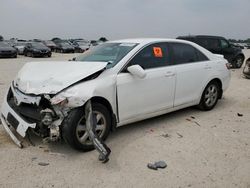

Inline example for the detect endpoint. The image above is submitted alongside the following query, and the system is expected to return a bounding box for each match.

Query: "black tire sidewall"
[198,82,220,111]
[62,103,111,151]
[234,56,244,68]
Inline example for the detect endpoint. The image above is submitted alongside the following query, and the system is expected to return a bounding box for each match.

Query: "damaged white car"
[0,38,231,151]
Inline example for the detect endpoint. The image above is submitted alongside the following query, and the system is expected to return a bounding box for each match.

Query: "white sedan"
[0,38,231,150]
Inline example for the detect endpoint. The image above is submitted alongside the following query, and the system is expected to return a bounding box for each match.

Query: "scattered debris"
[38,162,49,166]
[194,121,201,126]
[49,152,66,158]
[31,157,37,161]
[237,113,243,117]
[161,133,170,138]
[147,161,167,170]
[176,133,183,138]
[186,118,200,126]
[147,163,158,170]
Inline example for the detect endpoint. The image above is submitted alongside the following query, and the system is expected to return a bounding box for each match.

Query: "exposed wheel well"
[235,54,245,61]
[90,96,117,131]
[208,78,223,99]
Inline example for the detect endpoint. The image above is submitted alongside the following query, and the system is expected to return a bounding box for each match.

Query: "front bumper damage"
[0,84,63,147]
[0,87,37,147]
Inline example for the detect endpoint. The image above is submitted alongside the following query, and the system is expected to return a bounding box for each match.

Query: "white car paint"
[0,38,231,147]
[14,61,107,94]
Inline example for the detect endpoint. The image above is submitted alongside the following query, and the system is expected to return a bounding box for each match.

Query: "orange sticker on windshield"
[153,47,163,57]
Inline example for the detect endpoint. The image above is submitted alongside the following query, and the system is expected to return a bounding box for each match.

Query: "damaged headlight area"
[50,95,68,106]
[4,85,66,141]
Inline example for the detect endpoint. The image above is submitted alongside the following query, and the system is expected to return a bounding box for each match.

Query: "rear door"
[116,42,176,122]
[169,42,212,106]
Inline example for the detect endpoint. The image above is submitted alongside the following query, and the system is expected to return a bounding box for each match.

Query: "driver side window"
[128,42,169,69]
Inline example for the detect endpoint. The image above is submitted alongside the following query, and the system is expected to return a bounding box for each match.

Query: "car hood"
[14,61,107,95]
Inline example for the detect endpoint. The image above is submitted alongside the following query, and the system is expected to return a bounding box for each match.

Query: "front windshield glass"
[75,42,138,68]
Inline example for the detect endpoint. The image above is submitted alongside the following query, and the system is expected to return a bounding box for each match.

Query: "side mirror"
[127,65,146,79]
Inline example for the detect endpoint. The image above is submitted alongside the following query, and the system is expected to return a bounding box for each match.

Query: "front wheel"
[62,103,111,151]
[198,82,220,111]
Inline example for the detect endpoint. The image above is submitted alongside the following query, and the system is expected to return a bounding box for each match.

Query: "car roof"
[177,35,225,39]
[109,38,190,45]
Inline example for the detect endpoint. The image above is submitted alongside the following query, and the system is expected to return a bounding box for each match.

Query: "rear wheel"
[198,81,220,111]
[62,103,111,151]
[234,55,244,68]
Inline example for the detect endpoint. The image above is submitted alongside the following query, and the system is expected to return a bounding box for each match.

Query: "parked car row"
[0,38,104,58]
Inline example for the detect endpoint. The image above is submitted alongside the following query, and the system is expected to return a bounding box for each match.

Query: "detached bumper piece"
[0,87,37,148]
[0,114,23,148]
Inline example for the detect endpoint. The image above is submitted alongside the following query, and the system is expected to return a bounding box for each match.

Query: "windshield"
[31,42,47,48]
[75,42,138,68]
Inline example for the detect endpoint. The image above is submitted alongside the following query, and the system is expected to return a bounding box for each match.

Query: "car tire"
[234,55,244,68]
[198,81,220,111]
[62,102,111,151]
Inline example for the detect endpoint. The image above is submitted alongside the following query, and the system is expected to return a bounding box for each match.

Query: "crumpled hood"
[14,61,107,95]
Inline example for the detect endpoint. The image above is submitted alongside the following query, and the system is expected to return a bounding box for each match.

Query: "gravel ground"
[0,51,250,188]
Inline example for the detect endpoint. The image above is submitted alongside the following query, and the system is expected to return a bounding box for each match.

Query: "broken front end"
[0,83,66,147]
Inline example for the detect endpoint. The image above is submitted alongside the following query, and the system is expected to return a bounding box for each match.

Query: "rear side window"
[170,43,208,64]
[129,43,169,69]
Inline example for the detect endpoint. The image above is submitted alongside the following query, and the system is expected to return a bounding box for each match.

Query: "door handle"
[165,72,175,77]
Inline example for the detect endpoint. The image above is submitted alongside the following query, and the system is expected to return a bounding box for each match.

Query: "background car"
[177,35,245,68]
[0,41,17,58]
[43,40,57,52]
[54,41,75,53]
[243,58,250,79]
[23,42,51,57]
[13,41,28,55]
[71,40,90,53]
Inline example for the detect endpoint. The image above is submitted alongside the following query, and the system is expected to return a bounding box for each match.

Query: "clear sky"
[0,0,249,40]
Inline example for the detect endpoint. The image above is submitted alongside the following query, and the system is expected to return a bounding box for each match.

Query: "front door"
[116,42,176,122]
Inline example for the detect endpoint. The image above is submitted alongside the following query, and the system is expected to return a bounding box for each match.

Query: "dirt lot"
[0,51,250,188]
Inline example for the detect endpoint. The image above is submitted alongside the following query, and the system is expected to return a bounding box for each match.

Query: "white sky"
[0,0,249,40]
